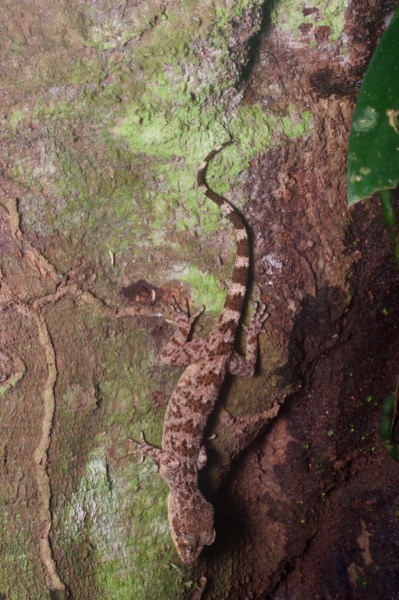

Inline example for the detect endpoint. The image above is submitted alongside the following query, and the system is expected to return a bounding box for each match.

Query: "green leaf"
[379,391,399,462]
[347,10,399,205]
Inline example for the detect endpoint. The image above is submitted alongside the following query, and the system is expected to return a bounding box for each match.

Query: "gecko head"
[168,494,216,564]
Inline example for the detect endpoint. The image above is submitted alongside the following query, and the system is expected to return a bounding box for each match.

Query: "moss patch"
[3,0,316,310]
[179,266,227,315]
[271,0,348,42]
[52,304,191,598]
[60,454,185,599]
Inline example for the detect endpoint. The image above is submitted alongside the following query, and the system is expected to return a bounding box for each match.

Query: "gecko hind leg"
[228,302,268,377]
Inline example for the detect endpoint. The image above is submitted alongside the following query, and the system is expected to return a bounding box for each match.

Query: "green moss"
[271,0,348,42]
[68,58,108,85]
[9,108,25,130]
[113,102,312,243]
[60,454,184,599]
[6,0,317,293]
[54,309,192,598]
[0,372,24,396]
[179,266,227,315]
[281,110,313,138]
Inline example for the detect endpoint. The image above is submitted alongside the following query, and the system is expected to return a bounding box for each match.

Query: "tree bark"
[0,1,396,598]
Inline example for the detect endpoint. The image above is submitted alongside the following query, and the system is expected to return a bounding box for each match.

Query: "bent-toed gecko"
[133,144,267,564]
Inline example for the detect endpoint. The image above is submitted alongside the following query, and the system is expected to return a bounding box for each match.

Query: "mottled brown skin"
[135,145,267,563]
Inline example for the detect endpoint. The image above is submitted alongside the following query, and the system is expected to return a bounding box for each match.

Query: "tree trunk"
[0,1,397,598]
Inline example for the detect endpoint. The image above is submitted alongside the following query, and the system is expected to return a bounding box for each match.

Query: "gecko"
[133,144,268,564]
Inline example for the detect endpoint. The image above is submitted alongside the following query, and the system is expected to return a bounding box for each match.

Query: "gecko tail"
[197,145,250,318]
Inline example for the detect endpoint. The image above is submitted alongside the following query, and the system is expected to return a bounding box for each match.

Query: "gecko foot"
[244,302,268,336]
[128,431,162,465]
[197,445,208,470]
[255,300,268,322]
[165,298,205,330]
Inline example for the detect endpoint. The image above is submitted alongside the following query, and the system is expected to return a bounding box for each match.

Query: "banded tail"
[196,144,250,320]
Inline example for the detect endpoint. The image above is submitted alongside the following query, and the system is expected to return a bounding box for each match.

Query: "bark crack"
[0,185,66,594]
[0,174,151,594]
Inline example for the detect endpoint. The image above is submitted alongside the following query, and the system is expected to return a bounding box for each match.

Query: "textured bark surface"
[0,1,397,599]
[198,3,399,598]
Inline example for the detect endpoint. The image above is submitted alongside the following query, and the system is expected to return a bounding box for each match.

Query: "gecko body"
[135,145,267,563]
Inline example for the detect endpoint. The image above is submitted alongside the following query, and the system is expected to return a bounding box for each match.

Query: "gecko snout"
[176,528,216,564]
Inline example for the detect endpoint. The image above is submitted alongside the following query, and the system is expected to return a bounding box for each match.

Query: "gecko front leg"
[228,302,268,377]
[160,301,208,366]
[129,431,163,464]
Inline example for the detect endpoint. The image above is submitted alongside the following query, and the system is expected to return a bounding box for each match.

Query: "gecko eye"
[204,528,216,546]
